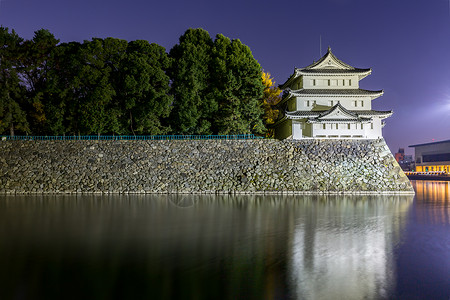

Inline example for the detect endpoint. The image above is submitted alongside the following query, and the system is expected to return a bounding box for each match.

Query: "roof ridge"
[303,48,355,70]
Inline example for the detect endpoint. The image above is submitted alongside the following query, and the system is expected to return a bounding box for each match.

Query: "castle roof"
[289,89,383,97]
[284,103,392,122]
[303,47,360,70]
[285,109,392,117]
[276,88,384,107]
[298,69,371,75]
[280,47,372,89]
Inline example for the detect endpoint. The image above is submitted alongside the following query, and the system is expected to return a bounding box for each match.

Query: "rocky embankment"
[0,139,414,194]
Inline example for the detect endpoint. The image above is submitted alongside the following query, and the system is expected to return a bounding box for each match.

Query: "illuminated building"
[273,47,392,140]
[409,139,450,173]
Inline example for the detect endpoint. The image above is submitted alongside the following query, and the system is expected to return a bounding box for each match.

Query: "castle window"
[323,124,326,129]
[348,124,351,129]
[305,100,310,107]
[360,124,363,129]
[371,123,374,129]
[349,79,352,86]
[360,100,364,107]
[353,101,357,107]
[343,79,345,86]
[328,80,331,86]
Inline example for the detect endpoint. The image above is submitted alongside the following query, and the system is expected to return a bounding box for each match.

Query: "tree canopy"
[0,27,28,136]
[211,34,265,134]
[0,27,275,136]
[168,28,215,134]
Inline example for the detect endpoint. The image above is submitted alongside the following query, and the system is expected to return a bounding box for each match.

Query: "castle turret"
[274,48,392,140]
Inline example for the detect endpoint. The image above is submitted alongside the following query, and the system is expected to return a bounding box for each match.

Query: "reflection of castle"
[288,195,413,300]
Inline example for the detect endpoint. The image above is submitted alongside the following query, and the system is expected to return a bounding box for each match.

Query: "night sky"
[1,0,449,155]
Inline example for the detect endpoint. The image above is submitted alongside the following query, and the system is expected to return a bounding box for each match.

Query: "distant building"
[395,148,405,162]
[273,47,392,140]
[395,148,413,171]
[409,139,450,173]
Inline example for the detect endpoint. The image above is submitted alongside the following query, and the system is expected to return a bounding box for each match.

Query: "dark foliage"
[0,27,266,136]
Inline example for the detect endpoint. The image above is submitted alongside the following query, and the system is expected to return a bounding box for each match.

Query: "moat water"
[0,181,448,300]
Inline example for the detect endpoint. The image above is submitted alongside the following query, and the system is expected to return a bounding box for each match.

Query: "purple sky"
[1,0,449,155]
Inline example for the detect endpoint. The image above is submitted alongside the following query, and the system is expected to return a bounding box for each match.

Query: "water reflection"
[395,181,450,299]
[411,180,449,227]
[0,194,415,299]
[288,196,412,300]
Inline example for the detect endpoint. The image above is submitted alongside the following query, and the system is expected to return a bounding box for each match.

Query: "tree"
[19,28,59,134]
[168,28,216,134]
[0,27,28,136]
[76,38,127,135]
[261,71,282,137]
[47,41,84,135]
[211,34,265,135]
[116,40,172,135]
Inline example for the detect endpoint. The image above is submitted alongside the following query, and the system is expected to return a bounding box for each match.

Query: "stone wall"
[0,139,414,194]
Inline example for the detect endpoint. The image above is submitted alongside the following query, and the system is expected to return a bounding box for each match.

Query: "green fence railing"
[1,134,264,141]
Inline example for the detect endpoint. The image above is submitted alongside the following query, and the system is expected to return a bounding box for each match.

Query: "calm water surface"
[0,181,448,300]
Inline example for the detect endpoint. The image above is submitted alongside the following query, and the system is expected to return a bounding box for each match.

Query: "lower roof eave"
[358,112,393,119]
[270,116,289,128]
[306,119,372,124]
[274,93,293,108]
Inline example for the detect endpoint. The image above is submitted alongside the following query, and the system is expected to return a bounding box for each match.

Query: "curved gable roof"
[317,103,358,119]
[304,47,354,70]
[280,47,372,88]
